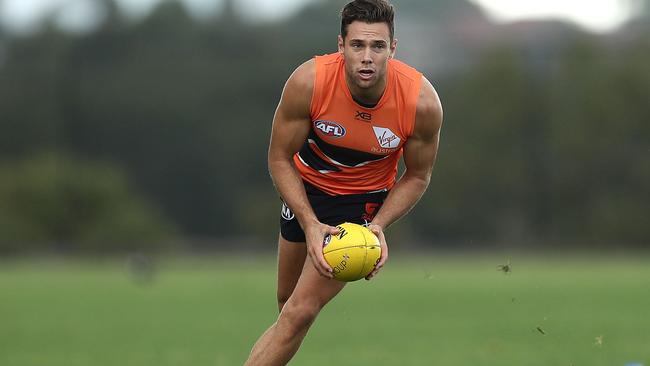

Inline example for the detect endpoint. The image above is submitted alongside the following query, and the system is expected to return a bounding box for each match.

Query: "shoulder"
[413,75,443,141]
[279,59,316,114]
[283,59,315,98]
[286,53,342,93]
[389,58,420,80]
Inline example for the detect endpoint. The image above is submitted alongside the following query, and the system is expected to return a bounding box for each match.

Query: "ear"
[338,35,344,54]
[389,38,397,58]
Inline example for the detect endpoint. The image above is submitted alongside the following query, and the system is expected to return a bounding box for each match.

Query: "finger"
[367,264,382,280]
[365,268,378,280]
[314,238,333,271]
[318,255,333,278]
[312,255,331,278]
[366,246,387,281]
[365,268,375,280]
[377,244,388,267]
[368,224,383,237]
[310,246,333,278]
[315,265,332,278]
[312,253,330,277]
[328,225,340,235]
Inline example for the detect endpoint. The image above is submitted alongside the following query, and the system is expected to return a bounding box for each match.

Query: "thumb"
[369,224,384,237]
[329,225,341,235]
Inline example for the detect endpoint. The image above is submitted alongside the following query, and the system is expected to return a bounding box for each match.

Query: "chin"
[356,79,376,89]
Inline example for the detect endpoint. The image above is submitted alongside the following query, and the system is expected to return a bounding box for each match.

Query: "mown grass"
[1,253,649,365]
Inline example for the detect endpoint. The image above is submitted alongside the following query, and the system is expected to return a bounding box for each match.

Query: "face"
[338,21,397,96]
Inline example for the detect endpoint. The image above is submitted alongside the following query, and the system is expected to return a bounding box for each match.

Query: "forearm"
[371,173,430,230]
[269,158,318,229]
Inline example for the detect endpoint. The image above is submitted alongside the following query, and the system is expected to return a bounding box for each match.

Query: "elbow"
[267,152,282,173]
[268,155,294,178]
[405,169,431,186]
[406,171,432,194]
[419,175,431,191]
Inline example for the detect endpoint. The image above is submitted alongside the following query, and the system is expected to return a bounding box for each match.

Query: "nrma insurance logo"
[314,120,346,138]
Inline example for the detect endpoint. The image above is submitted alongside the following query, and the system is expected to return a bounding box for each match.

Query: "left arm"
[365,76,443,279]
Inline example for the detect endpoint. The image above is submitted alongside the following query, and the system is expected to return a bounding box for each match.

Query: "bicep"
[402,128,439,177]
[402,76,443,177]
[269,102,311,160]
[268,62,314,161]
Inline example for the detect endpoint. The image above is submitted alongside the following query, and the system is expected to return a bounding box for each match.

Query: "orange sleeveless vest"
[294,53,422,195]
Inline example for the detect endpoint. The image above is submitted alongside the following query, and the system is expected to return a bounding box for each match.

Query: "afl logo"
[281,203,295,220]
[322,234,332,247]
[314,120,346,138]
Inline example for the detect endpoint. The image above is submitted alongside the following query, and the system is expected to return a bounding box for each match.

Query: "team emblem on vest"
[314,120,346,138]
[373,126,401,148]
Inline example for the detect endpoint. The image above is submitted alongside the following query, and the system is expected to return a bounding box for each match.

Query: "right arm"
[268,60,338,278]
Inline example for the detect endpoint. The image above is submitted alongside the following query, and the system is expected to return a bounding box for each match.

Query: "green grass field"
[1,253,649,366]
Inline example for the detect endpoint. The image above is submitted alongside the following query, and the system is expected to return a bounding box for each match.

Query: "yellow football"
[322,222,381,282]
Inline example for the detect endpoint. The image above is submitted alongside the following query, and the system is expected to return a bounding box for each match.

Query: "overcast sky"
[471,0,636,31]
[0,0,639,34]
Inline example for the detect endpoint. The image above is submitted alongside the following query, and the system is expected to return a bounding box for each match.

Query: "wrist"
[369,220,386,231]
[297,215,320,231]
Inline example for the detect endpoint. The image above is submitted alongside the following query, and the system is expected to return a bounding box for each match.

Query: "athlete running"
[244,1,443,364]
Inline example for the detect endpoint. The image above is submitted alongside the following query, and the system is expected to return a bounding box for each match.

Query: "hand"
[365,223,388,280]
[304,222,340,279]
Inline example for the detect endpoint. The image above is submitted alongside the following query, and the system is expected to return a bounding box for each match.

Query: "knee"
[278,301,321,338]
[277,292,291,313]
[277,300,287,313]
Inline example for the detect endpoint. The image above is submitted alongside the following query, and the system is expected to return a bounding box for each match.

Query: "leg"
[276,235,307,312]
[245,236,305,362]
[244,252,346,366]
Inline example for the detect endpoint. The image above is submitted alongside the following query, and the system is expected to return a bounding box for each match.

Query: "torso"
[293,53,422,195]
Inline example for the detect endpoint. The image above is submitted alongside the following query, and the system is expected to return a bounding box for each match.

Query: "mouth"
[358,69,375,81]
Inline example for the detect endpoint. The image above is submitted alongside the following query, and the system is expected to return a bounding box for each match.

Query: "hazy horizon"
[0,0,640,34]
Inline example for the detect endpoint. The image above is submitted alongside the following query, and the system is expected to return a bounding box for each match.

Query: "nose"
[362,47,372,64]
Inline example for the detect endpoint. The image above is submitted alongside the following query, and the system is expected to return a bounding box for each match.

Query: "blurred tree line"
[0,0,648,253]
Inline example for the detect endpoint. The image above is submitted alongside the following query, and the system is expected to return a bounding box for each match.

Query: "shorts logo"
[373,126,401,149]
[314,120,346,138]
[281,203,295,220]
[362,202,380,222]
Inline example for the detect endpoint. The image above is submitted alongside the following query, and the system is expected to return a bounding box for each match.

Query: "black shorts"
[280,182,388,243]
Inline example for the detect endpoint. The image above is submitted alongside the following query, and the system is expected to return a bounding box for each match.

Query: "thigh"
[283,254,347,312]
[277,234,307,311]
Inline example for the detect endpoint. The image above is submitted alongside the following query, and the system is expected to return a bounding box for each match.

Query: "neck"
[345,75,386,107]
[352,94,377,108]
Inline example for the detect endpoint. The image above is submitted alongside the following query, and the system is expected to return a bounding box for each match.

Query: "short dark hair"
[340,0,395,41]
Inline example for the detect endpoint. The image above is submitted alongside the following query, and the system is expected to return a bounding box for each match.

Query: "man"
[244,0,442,364]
